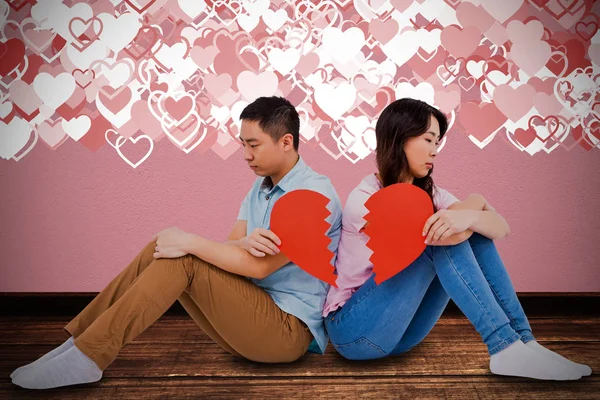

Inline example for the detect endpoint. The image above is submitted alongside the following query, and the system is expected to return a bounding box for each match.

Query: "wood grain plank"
[3,341,597,378]
[2,316,599,344]
[2,315,598,399]
[3,377,599,400]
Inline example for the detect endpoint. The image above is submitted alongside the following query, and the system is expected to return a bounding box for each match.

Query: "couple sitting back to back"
[232,96,590,381]
[11,96,591,391]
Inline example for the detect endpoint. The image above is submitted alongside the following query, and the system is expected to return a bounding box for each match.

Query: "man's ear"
[281,133,294,150]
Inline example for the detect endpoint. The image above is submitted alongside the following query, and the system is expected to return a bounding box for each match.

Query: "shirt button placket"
[262,193,271,227]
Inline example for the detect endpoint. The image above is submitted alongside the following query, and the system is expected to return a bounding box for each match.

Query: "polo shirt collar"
[260,155,306,193]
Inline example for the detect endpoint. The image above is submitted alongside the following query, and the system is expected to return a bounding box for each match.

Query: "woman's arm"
[428,194,486,246]
[444,194,509,242]
[465,206,510,240]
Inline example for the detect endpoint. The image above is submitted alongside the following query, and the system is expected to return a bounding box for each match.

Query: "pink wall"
[1,0,599,292]
[1,129,599,292]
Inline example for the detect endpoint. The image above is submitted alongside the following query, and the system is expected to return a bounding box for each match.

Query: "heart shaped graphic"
[458,75,476,92]
[416,46,438,63]
[123,0,157,14]
[528,115,560,142]
[363,183,433,285]
[542,0,579,20]
[444,56,464,77]
[39,36,65,65]
[72,68,95,89]
[482,58,515,89]
[512,127,537,148]
[576,121,600,150]
[270,190,338,287]
[37,118,68,149]
[262,8,288,32]
[493,84,535,122]
[575,20,598,41]
[0,38,26,77]
[164,95,195,124]
[547,123,583,152]
[105,129,155,168]
[20,18,56,53]
[116,135,153,168]
[6,0,31,12]
[123,26,160,60]
[314,81,357,120]
[269,185,434,287]
[546,49,569,78]
[161,112,206,148]
[369,18,399,45]
[98,86,133,114]
[92,59,135,91]
[314,120,358,161]
[356,87,395,118]
[68,17,104,51]
[0,97,15,123]
[457,101,507,143]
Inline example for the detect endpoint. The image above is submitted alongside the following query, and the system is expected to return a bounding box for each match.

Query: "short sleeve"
[434,185,459,210]
[298,177,344,267]
[341,188,372,234]
[237,190,251,221]
[323,187,343,254]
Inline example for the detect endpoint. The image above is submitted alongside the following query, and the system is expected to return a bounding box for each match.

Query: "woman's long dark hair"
[375,98,448,212]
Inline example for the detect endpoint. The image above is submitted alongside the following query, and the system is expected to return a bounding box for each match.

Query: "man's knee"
[180,254,214,284]
[139,240,158,266]
[182,253,211,270]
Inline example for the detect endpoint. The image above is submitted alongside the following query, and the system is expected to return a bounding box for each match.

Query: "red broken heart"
[270,184,434,287]
[270,190,337,287]
[363,183,433,284]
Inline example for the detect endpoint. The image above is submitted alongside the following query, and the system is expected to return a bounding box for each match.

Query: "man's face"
[239,120,287,176]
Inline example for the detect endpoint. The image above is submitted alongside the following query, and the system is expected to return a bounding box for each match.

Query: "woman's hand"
[152,227,196,259]
[423,209,475,245]
[427,229,474,246]
[238,228,281,257]
[483,198,496,212]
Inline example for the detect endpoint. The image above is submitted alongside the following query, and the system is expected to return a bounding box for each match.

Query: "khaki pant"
[64,240,313,370]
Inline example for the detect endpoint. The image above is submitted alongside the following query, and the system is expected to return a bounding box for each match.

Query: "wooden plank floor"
[1,314,598,399]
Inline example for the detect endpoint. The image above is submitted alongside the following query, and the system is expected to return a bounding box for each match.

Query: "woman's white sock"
[524,340,592,376]
[490,339,582,380]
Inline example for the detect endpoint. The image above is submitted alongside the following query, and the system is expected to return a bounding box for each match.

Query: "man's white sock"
[12,344,102,389]
[10,336,75,379]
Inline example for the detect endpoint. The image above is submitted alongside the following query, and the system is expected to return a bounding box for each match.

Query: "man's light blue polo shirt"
[237,155,343,354]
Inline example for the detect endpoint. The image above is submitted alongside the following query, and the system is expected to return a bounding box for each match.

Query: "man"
[11,96,343,390]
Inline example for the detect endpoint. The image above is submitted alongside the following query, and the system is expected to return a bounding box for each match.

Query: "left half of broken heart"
[270,189,338,287]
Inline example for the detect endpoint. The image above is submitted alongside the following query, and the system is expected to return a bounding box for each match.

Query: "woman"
[323,98,591,380]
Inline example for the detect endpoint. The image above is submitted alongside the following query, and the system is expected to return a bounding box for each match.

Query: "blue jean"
[325,232,535,359]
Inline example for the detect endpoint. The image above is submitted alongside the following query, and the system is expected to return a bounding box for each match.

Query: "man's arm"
[184,234,290,280]
[224,219,247,247]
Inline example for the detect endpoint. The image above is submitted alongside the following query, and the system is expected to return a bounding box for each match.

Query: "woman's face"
[402,114,441,183]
